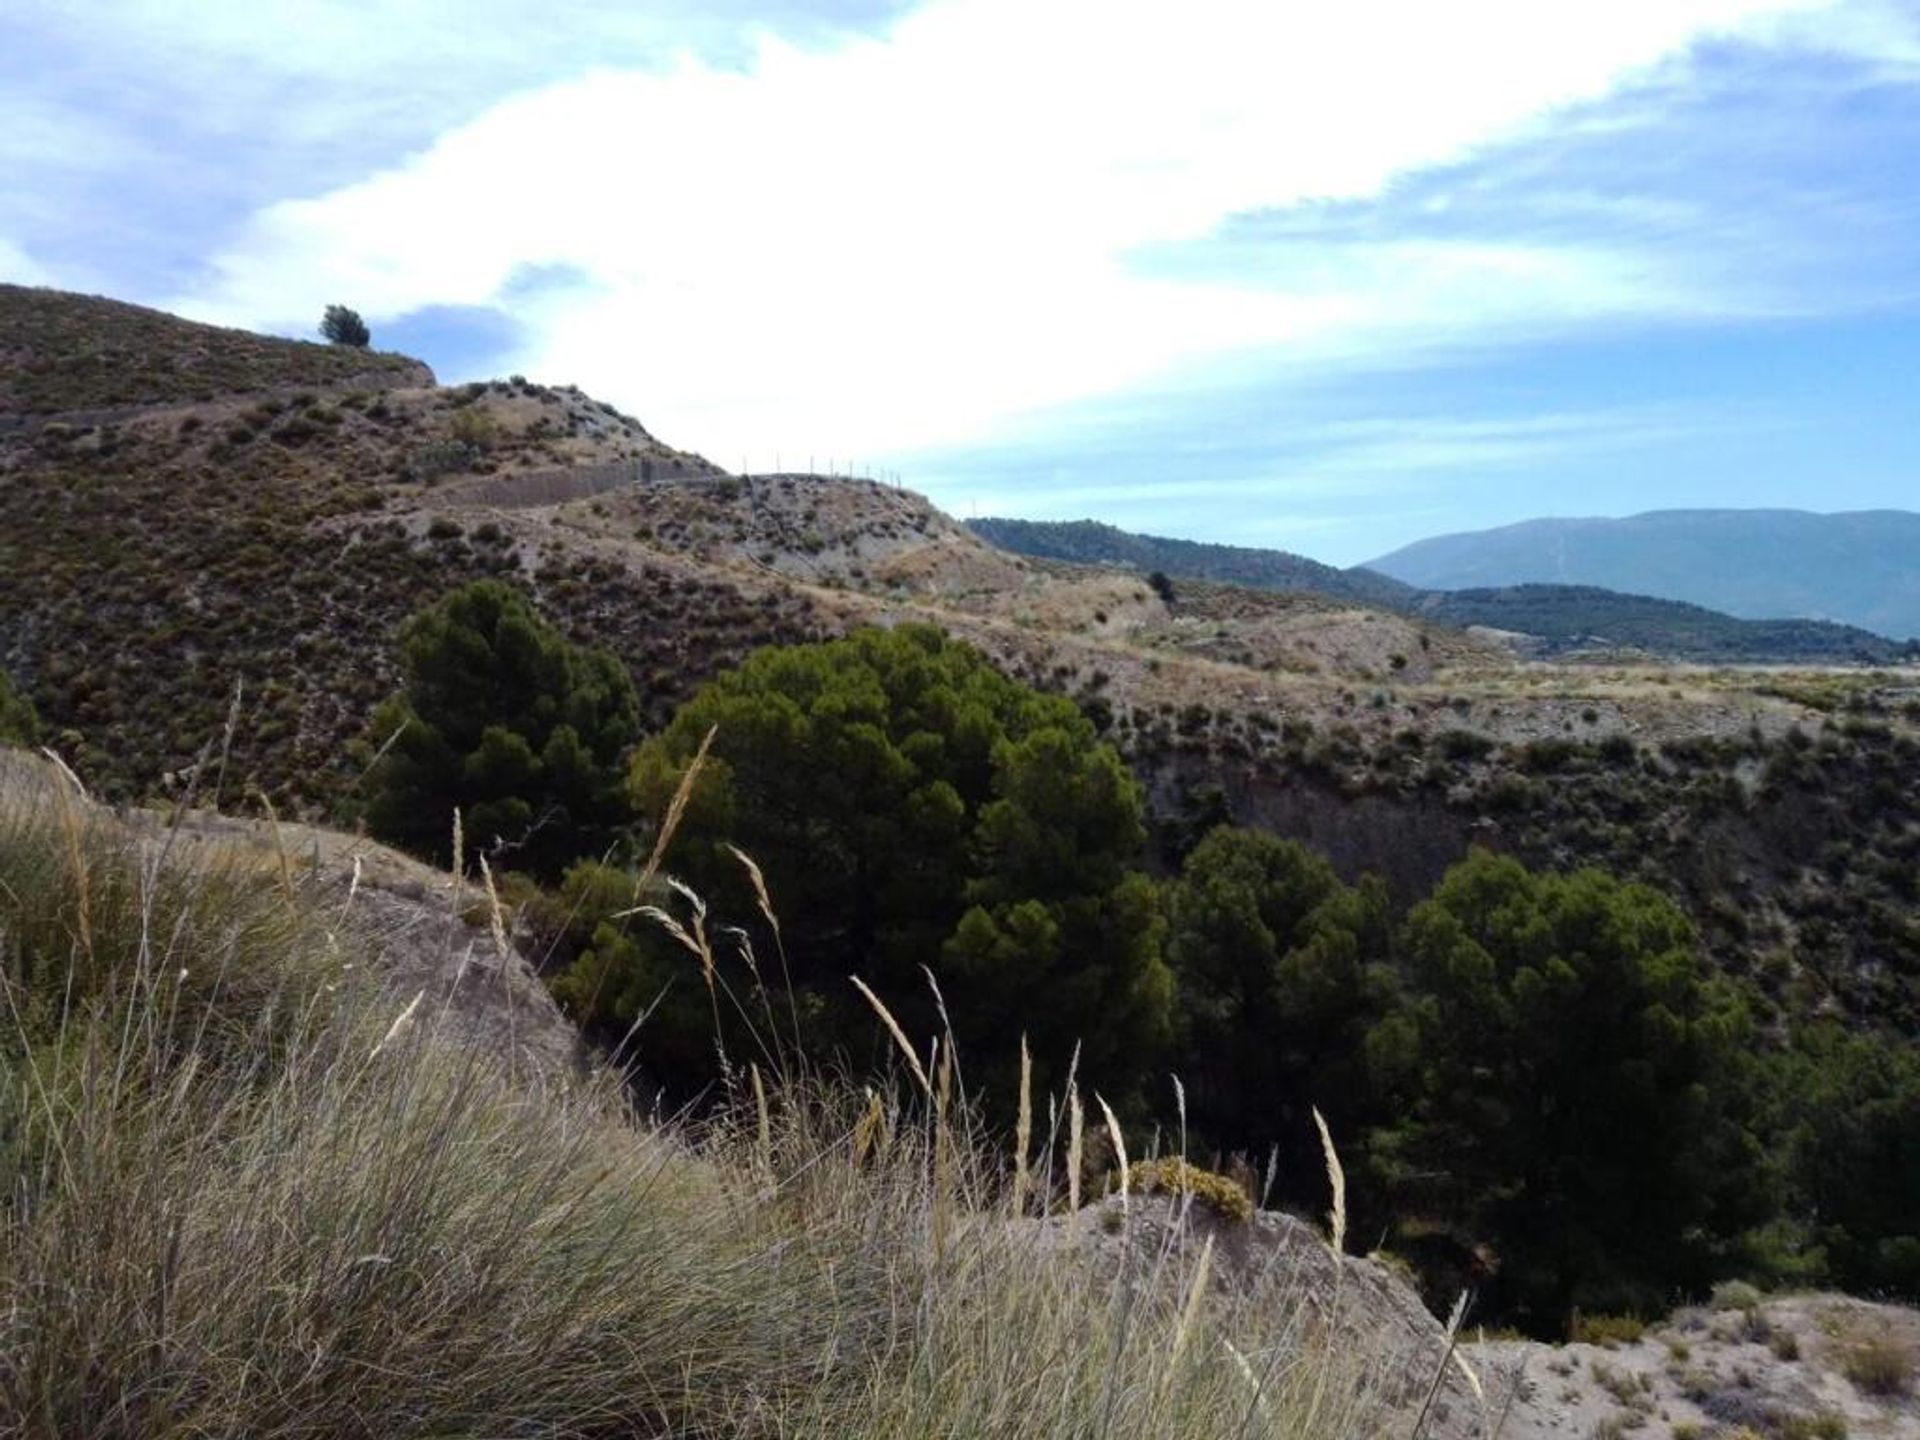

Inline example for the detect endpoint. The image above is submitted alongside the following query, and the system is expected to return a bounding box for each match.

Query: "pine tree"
[320,304,370,348]
[366,582,640,878]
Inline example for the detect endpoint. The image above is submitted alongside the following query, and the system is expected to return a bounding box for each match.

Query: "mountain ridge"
[1365,506,1920,640]
[971,514,1913,664]
[965,516,1417,610]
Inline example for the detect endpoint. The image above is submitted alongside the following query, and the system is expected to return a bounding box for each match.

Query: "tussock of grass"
[0,752,1396,1437]
[1572,1313,1647,1347]
[1842,1333,1914,1396]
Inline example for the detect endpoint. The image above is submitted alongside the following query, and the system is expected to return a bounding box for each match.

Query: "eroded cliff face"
[1137,718,1920,1031]
[1142,751,1487,899]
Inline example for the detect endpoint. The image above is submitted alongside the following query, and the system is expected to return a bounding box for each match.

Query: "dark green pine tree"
[577,623,1171,1104]
[366,581,640,879]
[320,304,371,348]
[1161,826,1396,1201]
[1369,850,1766,1327]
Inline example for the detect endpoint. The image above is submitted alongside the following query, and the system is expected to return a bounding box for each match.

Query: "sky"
[4,1,1918,565]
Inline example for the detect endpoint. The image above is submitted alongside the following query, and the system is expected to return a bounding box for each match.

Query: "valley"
[3,287,1918,1429]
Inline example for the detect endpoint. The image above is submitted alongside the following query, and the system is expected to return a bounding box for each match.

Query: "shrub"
[598,625,1171,1105]
[1374,851,1766,1328]
[1711,1279,1764,1313]
[1437,728,1494,762]
[1163,827,1394,1212]
[1843,1335,1913,1395]
[1776,1025,1920,1300]
[0,668,37,745]
[1573,1313,1647,1347]
[1777,1415,1846,1440]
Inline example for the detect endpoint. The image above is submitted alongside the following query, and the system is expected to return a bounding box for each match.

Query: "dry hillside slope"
[2,286,1916,1033]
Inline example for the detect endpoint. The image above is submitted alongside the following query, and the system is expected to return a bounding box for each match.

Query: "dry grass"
[1842,1333,1914,1395]
[0,748,1404,1438]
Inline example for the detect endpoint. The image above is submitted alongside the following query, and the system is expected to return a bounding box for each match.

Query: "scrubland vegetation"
[0,283,421,415]
[973,516,1918,664]
[3,291,1915,1406]
[342,597,1918,1336]
[0,753,1400,1438]
[0,388,822,813]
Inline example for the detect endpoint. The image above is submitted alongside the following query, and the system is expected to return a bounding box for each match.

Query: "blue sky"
[4,1,1917,565]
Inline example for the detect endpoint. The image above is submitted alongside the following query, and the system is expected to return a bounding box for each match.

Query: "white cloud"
[0,236,56,287]
[943,406,1725,514]
[174,0,1846,462]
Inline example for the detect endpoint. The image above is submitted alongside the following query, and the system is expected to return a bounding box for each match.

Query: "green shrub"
[1163,826,1393,1214]
[1777,1414,1846,1440]
[604,625,1171,1105]
[1437,728,1494,762]
[319,302,370,347]
[0,668,37,745]
[1374,850,1764,1328]
[1711,1279,1764,1312]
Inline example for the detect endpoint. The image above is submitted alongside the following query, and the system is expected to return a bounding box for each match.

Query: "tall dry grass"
[0,748,1401,1437]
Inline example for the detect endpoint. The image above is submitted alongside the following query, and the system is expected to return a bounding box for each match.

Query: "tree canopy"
[1369,850,1765,1323]
[366,581,640,879]
[320,304,370,348]
[1777,1023,1920,1298]
[566,624,1171,1101]
[1163,826,1395,1202]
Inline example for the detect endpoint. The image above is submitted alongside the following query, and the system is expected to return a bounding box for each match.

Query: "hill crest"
[0,283,432,419]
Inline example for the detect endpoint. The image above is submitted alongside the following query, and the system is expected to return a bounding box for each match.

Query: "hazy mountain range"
[1365,509,1920,641]
[969,516,1913,664]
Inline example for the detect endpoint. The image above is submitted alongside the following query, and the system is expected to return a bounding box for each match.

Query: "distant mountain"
[972,515,1913,664]
[965,518,1417,610]
[1420,585,1907,664]
[1364,509,1920,641]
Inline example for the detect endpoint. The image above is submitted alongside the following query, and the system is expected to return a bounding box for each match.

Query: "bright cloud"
[172,0,1850,463]
[0,236,55,287]
[933,406,1727,516]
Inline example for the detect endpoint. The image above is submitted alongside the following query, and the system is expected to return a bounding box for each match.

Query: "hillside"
[8,744,1918,1440]
[1422,583,1910,663]
[1367,507,1920,640]
[2,285,1917,1043]
[966,516,1418,610]
[0,747,1431,1438]
[0,283,430,417]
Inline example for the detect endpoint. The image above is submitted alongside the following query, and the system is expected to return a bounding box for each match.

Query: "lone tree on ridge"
[320,304,370,348]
